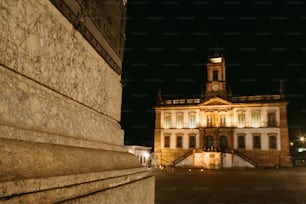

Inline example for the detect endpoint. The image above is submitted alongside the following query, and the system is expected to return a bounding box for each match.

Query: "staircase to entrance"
[172,149,194,166]
[231,149,258,167]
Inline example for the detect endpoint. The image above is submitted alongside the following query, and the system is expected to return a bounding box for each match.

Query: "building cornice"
[50,0,126,75]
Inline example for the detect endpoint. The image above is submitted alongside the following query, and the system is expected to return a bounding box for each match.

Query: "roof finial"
[156,88,162,104]
[279,80,285,99]
[213,43,219,57]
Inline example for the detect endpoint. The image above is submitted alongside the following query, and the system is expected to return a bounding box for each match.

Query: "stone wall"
[0,0,154,203]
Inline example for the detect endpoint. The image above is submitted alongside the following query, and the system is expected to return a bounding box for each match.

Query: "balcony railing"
[163,98,201,105]
[231,95,281,102]
[159,94,283,106]
[162,121,280,129]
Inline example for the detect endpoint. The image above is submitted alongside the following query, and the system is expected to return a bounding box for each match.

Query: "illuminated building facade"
[154,54,292,168]
[126,145,152,166]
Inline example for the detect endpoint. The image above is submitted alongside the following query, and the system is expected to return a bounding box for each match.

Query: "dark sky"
[121,0,306,146]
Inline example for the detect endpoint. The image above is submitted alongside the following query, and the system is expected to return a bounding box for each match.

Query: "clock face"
[212,84,220,91]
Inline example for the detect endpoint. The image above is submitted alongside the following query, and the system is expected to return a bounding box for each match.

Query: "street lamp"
[298,135,306,153]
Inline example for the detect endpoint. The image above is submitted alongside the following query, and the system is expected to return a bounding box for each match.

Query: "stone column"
[199,128,205,148]
[279,102,292,167]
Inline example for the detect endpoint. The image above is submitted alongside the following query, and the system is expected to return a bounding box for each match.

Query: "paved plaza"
[153,167,306,204]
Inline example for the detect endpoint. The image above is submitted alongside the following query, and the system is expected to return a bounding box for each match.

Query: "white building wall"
[161,109,200,129]
[233,128,280,150]
[160,105,281,151]
[161,129,200,149]
[233,106,280,127]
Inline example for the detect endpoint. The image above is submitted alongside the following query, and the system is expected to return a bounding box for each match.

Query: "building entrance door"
[219,135,227,152]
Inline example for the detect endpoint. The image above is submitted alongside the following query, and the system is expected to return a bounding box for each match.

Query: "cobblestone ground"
[153,167,306,204]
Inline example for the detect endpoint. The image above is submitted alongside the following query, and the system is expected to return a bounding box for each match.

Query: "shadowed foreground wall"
[0,0,154,203]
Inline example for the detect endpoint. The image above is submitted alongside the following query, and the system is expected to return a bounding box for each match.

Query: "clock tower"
[205,52,228,99]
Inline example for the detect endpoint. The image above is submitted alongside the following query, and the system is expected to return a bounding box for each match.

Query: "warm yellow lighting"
[300,136,305,143]
[188,169,192,172]
[200,169,204,172]
[290,142,294,146]
[210,57,222,63]
[143,151,150,159]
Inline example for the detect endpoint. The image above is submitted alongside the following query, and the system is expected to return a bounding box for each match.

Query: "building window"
[219,136,227,152]
[207,115,213,127]
[251,111,261,127]
[220,115,226,127]
[189,135,195,148]
[238,135,245,149]
[189,113,196,128]
[205,136,214,149]
[237,112,245,127]
[176,113,184,128]
[213,70,218,81]
[267,112,276,127]
[269,135,277,149]
[164,136,170,148]
[253,135,261,149]
[164,114,171,128]
[176,136,183,148]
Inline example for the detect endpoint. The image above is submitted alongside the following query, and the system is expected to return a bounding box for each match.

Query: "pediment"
[200,97,232,106]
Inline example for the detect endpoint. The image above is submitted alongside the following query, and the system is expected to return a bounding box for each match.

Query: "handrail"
[232,149,258,167]
[172,149,194,166]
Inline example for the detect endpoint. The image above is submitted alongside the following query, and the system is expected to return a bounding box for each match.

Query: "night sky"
[121,0,306,147]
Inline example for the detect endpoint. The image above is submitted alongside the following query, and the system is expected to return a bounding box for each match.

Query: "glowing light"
[200,169,204,172]
[210,57,222,63]
[188,169,192,172]
[290,142,294,146]
[143,151,150,159]
[300,136,305,143]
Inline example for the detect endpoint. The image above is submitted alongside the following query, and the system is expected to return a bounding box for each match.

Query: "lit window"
[176,113,184,128]
[189,136,195,148]
[164,136,170,148]
[220,115,226,127]
[189,113,196,128]
[207,115,213,127]
[267,112,276,127]
[237,112,245,127]
[253,135,261,149]
[251,111,261,127]
[176,136,183,148]
[269,135,277,149]
[164,114,171,128]
[238,135,245,149]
